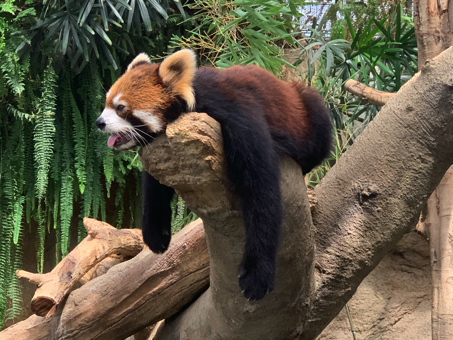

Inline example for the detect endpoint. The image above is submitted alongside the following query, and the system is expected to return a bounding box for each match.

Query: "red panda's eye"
[117,105,125,111]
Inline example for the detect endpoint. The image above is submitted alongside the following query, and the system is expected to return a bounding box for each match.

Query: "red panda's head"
[96,49,197,150]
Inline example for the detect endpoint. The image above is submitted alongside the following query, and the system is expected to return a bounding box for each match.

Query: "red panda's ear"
[159,49,196,110]
[127,53,151,72]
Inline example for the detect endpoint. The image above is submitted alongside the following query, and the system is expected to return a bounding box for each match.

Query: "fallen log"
[16,218,144,317]
[1,219,209,340]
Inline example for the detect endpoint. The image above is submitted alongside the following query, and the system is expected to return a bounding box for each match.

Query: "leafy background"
[0,0,415,327]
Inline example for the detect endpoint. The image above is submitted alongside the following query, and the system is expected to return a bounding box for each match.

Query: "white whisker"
[130,128,149,147]
[127,128,144,147]
[134,128,155,139]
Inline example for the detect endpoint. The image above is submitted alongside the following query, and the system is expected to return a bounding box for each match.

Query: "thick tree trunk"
[414,2,453,339]
[303,47,453,339]
[414,0,453,67]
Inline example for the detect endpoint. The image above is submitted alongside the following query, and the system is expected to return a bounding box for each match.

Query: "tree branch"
[344,79,395,106]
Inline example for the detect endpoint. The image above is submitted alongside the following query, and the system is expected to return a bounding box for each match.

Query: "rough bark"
[140,113,314,340]
[414,0,453,67]
[304,47,453,339]
[413,3,453,339]
[344,79,395,106]
[1,220,209,340]
[418,167,453,339]
[317,231,431,340]
[16,218,144,317]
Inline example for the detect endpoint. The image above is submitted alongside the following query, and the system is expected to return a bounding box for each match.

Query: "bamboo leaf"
[88,19,113,45]
[137,0,152,31]
[127,0,136,31]
[61,17,70,55]
[78,0,95,26]
[147,0,168,19]
[99,0,109,31]
[106,0,124,23]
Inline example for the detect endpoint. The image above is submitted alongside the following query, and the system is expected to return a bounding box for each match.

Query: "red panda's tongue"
[107,134,119,147]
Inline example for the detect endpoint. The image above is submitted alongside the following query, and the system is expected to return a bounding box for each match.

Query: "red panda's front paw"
[143,231,171,254]
[238,259,275,301]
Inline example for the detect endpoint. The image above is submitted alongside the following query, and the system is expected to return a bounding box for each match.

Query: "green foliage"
[0,0,418,328]
[173,0,305,74]
[0,0,188,327]
[170,196,197,233]
[34,62,57,201]
[330,19,346,41]
[17,0,191,73]
[305,3,418,186]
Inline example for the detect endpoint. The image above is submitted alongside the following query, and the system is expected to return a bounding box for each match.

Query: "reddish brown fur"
[199,65,310,146]
[105,64,171,122]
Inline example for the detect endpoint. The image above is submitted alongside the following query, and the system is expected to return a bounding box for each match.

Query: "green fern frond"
[0,166,13,327]
[6,103,32,121]
[34,62,57,201]
[36,205,46,273]
[91,161,101,220]
[0,48,25,97]
[115,183,125,229]
[60,168,73,256]
[53,186,60,231]
[68,76,87,194]
[55,220,61,264]
[12,196,25,245]
[4,239,23,324]
[83,147,94,219]
[103,148,114,198]
[34,110,55,200]
[171,195,197,233]
[23,122,35,224]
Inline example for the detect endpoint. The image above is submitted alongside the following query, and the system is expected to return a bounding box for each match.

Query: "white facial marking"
[99,108,133,133]
[133,110,164,133]
[106,90,110,98]
[112,93,123,106]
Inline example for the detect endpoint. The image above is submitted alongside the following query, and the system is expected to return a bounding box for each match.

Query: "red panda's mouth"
[107,132,134,148]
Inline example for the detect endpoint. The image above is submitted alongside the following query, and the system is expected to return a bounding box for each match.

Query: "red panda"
[97,50,332,301]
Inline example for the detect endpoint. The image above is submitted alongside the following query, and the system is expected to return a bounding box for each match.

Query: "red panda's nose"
[96,117,106,130]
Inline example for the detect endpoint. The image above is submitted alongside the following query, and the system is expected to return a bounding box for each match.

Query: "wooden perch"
[344,79,395,106]
[79,254,123,284]
[16,218,144,317]
[140,113,314,340]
